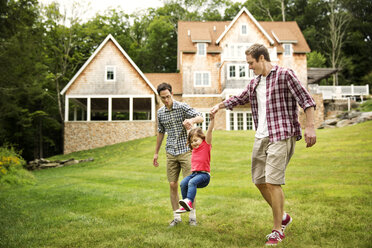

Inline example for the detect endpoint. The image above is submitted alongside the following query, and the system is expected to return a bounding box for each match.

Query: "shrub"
[358,99,372,112]
[0,146,35,186]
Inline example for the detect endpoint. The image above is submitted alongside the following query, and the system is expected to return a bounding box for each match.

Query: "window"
[227,64,253,79]
[65,96,153,122]
[230,113,235,130]
[229,65,236,78]
[91,98,108,121]
[196,112,210,130]
[228,111,253,130]
[246,112,253,130]
[197,43,206,56]
[112,98,129,120]
[225,43,252,59]
[239,65,246,78]
[105,66,116,81]
[283,44,292,56]
[237,113,244,130]
[241,24,247,35]
[68,98,87,121]
[133,98,152,120]
[194,72,210,87]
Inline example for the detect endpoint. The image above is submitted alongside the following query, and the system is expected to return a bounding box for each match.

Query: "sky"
[38,0,243,22]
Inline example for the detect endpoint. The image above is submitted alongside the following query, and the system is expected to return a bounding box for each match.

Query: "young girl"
[176,113,215,215]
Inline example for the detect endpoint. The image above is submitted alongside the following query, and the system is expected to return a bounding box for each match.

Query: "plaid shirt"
[224,65,316,143]
[157,100,201,156]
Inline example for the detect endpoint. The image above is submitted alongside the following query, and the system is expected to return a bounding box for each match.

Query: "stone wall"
[323,99,359,119]
[64,121,156,154]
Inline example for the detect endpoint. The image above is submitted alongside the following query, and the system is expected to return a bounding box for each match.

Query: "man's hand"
[183,119,194,130]
[153,154,159,167]
[210,104,220,115]
[304,126,316,148]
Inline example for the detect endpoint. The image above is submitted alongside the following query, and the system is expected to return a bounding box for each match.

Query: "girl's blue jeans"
[180,172,210,203]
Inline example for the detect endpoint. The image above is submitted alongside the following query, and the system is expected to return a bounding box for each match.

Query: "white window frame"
[223,43,253,60]
[283,44,292,57]
[241,24,248,36]
[227,64,254,80]
[105,66,116,82]
[194,71,211,87]
[64,94,155,122]
[226,110,254,131]
[197,43,206,56]
[195,112,210,131]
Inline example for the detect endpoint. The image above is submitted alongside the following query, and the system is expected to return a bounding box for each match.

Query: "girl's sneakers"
[175,207,187,214]
[179,199,193,211]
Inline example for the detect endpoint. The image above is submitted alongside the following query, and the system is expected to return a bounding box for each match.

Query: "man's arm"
[205,114,215,144]
[183,115,204,130]
[153,132,165,167]
[210,102,225,115]
[304,107,316,148]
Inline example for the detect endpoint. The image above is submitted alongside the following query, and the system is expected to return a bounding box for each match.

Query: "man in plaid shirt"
[153,82,203,227]
[210,44,316,246]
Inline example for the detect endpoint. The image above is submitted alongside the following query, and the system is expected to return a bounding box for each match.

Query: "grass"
[1,121,372,248]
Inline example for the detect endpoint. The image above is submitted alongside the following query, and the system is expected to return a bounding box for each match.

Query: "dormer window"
[241,24,248,35]
[197,43,206,56]
[105,66,116,81]
[283,44,292,57]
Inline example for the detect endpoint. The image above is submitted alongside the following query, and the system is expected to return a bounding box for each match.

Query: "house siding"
[67,40,153,96]
[181,53,221,95]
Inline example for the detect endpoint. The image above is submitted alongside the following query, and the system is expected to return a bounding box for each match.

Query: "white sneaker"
[189,218,197,226]
[169,218,181,227]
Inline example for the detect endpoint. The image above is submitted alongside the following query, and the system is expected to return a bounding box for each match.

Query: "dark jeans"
[180,172,210,203]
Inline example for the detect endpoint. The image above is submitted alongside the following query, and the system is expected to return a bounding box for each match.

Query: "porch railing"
[309,84,369,100]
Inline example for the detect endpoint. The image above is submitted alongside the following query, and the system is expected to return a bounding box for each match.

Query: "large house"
[61,7,323,154]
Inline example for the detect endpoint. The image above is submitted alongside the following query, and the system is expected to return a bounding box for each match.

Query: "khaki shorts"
[251,136,296,185]
[166,151,192,183]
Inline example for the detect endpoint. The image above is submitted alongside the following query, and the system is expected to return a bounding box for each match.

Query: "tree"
[326,0,350,85]
[0,0,63,160]
[307,51,327,67]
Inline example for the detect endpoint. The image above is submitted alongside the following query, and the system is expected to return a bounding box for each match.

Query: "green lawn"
[1,122,371,248]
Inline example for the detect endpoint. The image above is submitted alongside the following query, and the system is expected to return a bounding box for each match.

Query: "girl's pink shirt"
[191,140,211,172]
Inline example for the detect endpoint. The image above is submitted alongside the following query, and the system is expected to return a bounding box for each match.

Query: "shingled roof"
[259,21,310,53]
[144,73,182,95]
[178,10,310,55]
[178,21,229,53]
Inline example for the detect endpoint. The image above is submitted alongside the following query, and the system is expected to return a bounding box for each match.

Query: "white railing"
[309,84,370,100]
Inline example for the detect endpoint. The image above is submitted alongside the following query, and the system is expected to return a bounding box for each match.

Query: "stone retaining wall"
[64,121,156,154]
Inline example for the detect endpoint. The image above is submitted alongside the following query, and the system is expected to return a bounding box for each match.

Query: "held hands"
[210,104,220,115]
[183,119,194,130]
[304,126,316,148]
[153,154,159,167]
[209,112,215,120]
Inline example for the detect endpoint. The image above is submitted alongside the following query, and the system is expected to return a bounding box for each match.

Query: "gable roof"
[215,7,274,45]
[178,8,310,55]
[145,73,182,95]
[60,34,158,95]
[178,21,229,53]
[259,22,310,53]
